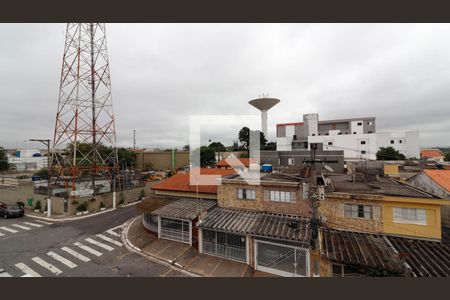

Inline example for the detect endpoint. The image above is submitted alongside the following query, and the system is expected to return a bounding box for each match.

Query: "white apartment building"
[276,114,420,160]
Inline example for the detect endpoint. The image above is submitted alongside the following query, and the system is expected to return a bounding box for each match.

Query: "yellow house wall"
[382,199,441,240]
[383,164,399,176]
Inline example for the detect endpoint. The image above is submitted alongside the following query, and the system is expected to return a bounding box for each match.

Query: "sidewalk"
[124,216,277,277]
[24,200,142,222]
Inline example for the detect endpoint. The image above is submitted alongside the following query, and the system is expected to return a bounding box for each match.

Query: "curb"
[121,216,201,277]
[25,200,142,223]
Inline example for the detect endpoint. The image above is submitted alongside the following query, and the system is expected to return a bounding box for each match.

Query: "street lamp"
[29,139,51,218]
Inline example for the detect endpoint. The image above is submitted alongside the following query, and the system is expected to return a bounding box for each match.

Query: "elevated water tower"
[249,96,280,139]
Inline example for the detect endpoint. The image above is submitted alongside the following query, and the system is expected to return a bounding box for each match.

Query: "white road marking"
[74,242,103,257]
[33,220,53,225]
[106,229,121,238]
[109,224,125,231]
[0,232,4,237]
[61,247,91,262]
[96,234,123,247]
[0,272,12,277]
[47,252,77,269]
[23,222,43,228]
[85,238,114,251]
[31,257,63,275]
[11,224,31,230]
[0,226,18,233]
[15,263,41,277]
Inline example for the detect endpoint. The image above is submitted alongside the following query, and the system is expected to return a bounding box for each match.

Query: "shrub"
[34,200,41,211]
[139,189,145,200]
[76,202,87,212]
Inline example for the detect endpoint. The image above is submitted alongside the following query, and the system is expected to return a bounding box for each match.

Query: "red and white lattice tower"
[52,23,118,195]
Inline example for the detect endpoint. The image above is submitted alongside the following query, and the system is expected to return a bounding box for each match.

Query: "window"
[353,132,357,134]
[390,140,394,144]
[328,141,333,146]
[264,190,296,203]
[338,132,342,135]
[368,131,373,133]
[361,150,366,154]
[360,141,366,145]
[312,134,315,136]
[357,122,362,126]
[325,133,329,135]
[288,158,295,166]
[344,204,372,219]
[393,208,426,225]
[368,121,373,126]
[237,188,256,200]
[399,140,403,144]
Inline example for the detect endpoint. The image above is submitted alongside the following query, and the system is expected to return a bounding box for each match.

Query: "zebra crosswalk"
[0,225,125,277]
[0,219,53,237]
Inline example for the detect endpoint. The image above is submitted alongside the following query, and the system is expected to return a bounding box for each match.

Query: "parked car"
[0,205,25,219]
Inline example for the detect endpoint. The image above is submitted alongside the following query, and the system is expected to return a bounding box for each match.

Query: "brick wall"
[319,197,383,233]
[217,182,310,217]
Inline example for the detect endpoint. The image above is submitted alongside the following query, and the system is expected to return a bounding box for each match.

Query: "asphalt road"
[0,205,184,277]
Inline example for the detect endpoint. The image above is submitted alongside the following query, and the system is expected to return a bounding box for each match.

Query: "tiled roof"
[421,149,445,158]
[276,122,304,127]
[320,228,405,274]
[152,168,235,194]
[387,236,450,277]
[200,207,310,242]
[423,169,450,192]
[216,158,255,168]
[151,198,217,220]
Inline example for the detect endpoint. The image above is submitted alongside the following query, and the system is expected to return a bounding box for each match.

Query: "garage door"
[255,240,310,277]
[160,217,191,244]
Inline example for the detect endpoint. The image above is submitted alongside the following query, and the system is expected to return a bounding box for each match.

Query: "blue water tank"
[261,164,273,173]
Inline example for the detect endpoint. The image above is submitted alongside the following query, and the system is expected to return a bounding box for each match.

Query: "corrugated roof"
[387,236,450,277]
[423,169,450,192]
[200,208,310,242]
[320,228,405,274]
[421,149,445,158]
[152,168,235,194]
[136,196,176,213]
[151,198,217,220]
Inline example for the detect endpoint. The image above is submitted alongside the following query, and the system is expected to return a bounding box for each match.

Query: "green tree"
[238,127,267,151]
[264,142,277,151]
[445,152,450,162]
[117,147,135,166]
[0,147,9,171]
[198,146,216,167]
[376,147,406,160]
[183,144,190,151]
[208,141,226,152]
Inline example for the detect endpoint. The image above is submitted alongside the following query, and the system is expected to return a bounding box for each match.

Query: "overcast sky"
[1,23,449,150]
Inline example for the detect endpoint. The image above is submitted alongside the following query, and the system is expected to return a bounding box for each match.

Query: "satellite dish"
[323,164,334,173]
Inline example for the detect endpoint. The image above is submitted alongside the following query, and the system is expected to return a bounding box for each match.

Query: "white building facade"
[7,148,48,171]
[276,114,420,160]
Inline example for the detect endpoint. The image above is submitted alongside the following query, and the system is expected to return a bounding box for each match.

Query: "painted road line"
[61,247,91,262]
[32,257,63,275]
[0,272,12,277]
[96,234,123,247]
[0,232,4,237]
[85,238,114,251]
[0,226,18,233]
[47,252,77,269]
[23,222,43,228]
[14,263,41,277]
[33,220,53,225]
[109,224,125,231]
[11,224,31,230]
[105,229,121,238]
[74,242,103,257]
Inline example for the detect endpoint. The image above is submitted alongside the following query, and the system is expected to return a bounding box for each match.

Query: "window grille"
[393,207,426,225]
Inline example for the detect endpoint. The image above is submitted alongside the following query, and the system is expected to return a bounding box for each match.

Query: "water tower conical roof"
[249,97,280,111]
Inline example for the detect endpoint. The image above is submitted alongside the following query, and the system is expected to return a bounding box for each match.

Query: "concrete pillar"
[261,110,268,139]
[47,198,51,218]
[112,191,116,209]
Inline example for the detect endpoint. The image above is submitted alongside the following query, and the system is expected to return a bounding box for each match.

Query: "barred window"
[344,204,372,219]
[264,190,296,203]
[237,188,256,200]
[393,207,426,225]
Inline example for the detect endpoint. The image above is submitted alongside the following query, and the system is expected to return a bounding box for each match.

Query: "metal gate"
[255,240,310,277]
[160,217,191,244]
[202,229,247,263]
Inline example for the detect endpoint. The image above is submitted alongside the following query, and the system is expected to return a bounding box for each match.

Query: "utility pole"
[29,139,51,218]
[133,129,136,150]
